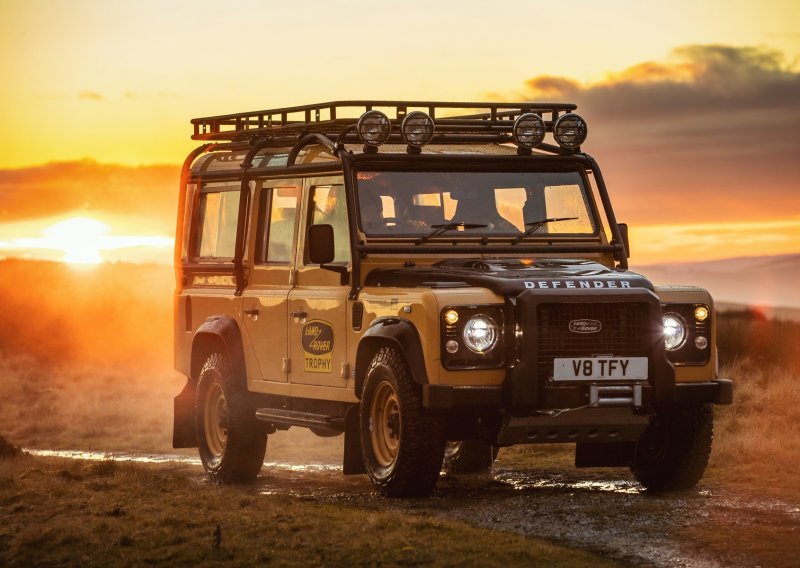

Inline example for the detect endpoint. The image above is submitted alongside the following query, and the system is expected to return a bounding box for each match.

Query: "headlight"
[462,315,498,353]
[663,313,686,351]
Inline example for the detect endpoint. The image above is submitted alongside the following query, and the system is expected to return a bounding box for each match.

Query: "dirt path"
[26,449,800,567]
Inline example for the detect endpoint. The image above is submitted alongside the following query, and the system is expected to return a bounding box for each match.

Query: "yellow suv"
[172,101,732,496]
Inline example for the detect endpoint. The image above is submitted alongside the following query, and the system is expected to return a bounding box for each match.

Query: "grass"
[0,455,624,568]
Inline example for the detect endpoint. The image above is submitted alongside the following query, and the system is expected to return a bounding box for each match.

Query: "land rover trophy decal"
[568,319,603,334]
[302,320,334,373]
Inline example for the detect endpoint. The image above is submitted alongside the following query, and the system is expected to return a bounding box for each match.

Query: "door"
[241,181,301,388]
[288,177,350,389]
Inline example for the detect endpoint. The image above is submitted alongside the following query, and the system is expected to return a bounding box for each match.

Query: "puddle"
[26,448,203,465]
[494,468,643,494]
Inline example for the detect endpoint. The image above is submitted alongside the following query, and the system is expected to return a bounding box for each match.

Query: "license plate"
[553,357,648,380]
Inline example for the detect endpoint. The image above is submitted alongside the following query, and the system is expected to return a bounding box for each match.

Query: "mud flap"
[575,442,634,468]
[173,379,198,449]
[343,405,366,474]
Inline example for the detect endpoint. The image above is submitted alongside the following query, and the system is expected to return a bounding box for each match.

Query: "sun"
[42,217,110,265]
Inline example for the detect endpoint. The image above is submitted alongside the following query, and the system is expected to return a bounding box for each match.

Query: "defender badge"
[569,319,602,334]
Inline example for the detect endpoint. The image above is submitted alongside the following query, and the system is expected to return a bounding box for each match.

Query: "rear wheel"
[196,352,267,484]
[631,403,713,491]
[443,440,498,473]
[360,347,445,497]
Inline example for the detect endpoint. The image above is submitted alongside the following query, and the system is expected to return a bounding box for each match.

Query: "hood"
[364,258,653,296]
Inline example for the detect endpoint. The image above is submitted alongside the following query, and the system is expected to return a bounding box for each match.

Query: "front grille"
[536,302,651,381]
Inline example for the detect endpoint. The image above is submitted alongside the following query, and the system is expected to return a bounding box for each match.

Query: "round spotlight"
[694,336,709,350]
[512,113,546,148]
[553,113,588,149]
[357,110,391,147]
[445,340,459,354]
[444,309,459,325]
[663,313,687,351]
[694,305,709,322]
[401,111,434,147]
[463,315,498,354]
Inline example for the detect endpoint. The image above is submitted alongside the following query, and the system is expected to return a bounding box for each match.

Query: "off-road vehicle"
[172,101,732,496]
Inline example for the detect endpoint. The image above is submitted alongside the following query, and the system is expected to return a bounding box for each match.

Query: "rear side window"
[194,183,240,260]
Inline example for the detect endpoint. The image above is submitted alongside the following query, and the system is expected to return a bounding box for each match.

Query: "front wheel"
[196,352,267,484]
[360,347,445,497]
[631,403,713,491]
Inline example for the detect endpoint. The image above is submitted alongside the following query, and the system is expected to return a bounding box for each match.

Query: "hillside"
[634,253,800,309]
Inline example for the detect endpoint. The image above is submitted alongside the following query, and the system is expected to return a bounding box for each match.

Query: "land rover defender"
[172,101,732,497]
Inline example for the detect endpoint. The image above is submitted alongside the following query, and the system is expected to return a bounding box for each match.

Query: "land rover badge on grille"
[569,319,603,333]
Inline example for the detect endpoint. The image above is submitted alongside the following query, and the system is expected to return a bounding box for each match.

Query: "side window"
[194,183,240,260]
[260,185,299,264]
[310,184,349,264]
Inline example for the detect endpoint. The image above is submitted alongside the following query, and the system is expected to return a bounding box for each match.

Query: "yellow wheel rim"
[204,383,228,460]
[370,381,400,468]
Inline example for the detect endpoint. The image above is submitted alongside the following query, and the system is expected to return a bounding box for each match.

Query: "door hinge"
[282,357,290,374]
[340,362,350,379]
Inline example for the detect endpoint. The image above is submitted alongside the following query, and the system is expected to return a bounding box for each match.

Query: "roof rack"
[190,100,577,142]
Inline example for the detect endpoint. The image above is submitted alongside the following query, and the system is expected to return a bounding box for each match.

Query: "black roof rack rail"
[190,100,578,142]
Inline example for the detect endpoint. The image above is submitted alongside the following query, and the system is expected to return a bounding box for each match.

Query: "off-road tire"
[443,440,498,473]
[631,402,713,491]
[360,346,445,497]
[196,352,267,484]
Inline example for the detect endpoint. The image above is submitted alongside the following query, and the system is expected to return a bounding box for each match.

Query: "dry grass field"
[1,259,799,565]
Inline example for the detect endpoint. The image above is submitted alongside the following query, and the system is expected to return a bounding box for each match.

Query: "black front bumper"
[676,378,733,405]
[423,379,732,410]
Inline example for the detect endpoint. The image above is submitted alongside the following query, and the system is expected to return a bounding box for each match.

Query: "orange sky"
[0,0,798,266]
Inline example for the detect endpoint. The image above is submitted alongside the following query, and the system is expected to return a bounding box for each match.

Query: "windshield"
[356,171,597,239]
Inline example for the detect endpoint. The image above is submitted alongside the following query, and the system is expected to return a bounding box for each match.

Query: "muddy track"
[27,450,800,567]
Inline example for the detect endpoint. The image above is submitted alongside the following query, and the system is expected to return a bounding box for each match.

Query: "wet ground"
[26,449,800,567]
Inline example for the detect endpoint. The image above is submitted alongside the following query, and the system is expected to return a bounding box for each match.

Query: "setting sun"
[42,217,108,264]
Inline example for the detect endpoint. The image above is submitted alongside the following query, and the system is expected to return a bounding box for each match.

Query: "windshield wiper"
[414,222,488,245]
[510,217,579,244]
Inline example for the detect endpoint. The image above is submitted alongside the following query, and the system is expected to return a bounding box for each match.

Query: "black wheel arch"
[175,315,248,449]
[355,318,428,399]
[191,315,247,386]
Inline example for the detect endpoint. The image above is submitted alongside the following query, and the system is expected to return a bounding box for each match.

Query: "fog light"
[512,113,546,148]
[444,309,459,325]
[401,111,434,147]
[553,113,588,149]
[695,336,709,350]
[445,340,459,354]
[357,110,391,146]
[694,305,709,322]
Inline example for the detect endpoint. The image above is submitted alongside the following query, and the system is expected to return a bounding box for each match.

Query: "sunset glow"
[43,218,108,264]
[0,215,173,265]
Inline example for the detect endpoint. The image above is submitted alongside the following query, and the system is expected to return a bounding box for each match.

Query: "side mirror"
[308,224,349,285]
[617,223,631,259]
[308,224,335,265]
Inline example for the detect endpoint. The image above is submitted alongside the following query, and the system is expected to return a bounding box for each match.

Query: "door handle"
[291,311,307,320]
[244,309,259,316]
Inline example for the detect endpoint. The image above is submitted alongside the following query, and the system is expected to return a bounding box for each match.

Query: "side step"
[255,407,345,434]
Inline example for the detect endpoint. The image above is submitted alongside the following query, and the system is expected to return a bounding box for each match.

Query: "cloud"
[79,90,104,101]
[512,45,800,226]
[0,160,179,230]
